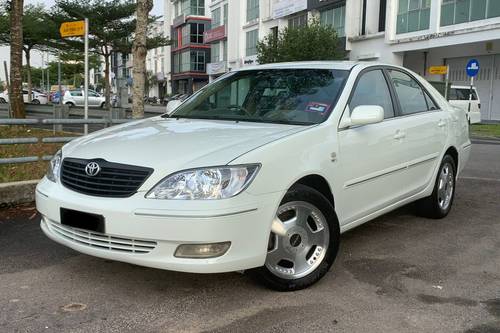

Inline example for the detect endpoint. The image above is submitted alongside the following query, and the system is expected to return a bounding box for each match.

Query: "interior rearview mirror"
[166,99,182,114]
[341,105,384,128]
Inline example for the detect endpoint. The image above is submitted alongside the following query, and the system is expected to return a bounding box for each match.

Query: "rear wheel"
[31,99,40,104]
[249,184,339,291]
[0,97,5,103]
[65,102,74,108]
[417,155,456,219]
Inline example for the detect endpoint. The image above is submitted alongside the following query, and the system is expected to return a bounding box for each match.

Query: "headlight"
[46,150,62,182]
[146,164,260,200]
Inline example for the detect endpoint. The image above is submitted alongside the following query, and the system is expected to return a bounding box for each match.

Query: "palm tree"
[9,0,25,118]
[131,0,153,119]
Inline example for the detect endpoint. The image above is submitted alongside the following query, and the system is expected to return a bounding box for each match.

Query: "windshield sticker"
[305,102,330,114]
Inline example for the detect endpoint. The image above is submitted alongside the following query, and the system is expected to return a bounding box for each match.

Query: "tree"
[131,0,152,119]
[257,20,345,64]
[0,4,59,103]
[51,0,169,110]
[7,0,25,118]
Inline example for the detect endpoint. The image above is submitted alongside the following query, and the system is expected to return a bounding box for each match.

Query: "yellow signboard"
[60,21,85,38]
[429,66,448,75]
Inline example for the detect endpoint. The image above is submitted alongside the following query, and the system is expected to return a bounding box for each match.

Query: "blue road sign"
[466,59,480,77]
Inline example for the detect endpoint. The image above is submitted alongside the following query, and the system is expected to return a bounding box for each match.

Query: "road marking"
[459,176,500,182]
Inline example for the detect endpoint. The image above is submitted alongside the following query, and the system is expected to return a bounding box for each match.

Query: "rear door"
[386,68,447,194]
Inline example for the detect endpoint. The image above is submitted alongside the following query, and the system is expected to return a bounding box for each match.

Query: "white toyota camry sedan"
[36,62,471,291]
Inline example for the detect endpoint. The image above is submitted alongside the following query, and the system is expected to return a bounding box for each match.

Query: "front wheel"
[31,99,40,104]
[417,155,456,219]
[249,184,340,291]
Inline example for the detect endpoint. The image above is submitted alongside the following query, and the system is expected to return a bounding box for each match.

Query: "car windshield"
[169,69,349,125]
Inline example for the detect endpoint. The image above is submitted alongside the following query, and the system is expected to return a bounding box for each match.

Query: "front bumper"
[36,177,284,273]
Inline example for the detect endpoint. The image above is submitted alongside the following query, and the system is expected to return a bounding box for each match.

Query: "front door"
[337,69,410,225]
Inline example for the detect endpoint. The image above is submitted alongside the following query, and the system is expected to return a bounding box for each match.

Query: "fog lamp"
[174,242,231,258]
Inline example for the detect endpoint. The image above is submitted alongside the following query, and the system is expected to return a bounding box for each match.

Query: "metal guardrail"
[0,118,134,165]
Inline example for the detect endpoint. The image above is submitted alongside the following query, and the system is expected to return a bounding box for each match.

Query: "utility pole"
[84,17,89,135]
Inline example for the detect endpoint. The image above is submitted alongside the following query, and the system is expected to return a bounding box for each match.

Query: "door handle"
[394,130,406,140]
[438,119,446,128]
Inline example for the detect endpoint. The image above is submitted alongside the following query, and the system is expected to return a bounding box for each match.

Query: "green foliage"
[0,4,59,53]
[257,19,345,64]
[50,0,170,56]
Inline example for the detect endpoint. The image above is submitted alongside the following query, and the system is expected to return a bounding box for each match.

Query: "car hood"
[63,116,309,178]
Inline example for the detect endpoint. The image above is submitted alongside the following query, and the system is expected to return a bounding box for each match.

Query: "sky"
[0,0,164,83]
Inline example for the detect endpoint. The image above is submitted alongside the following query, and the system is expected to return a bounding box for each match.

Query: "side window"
[388,70,429,115]
[70,91,83,97]
[350,69,395,119]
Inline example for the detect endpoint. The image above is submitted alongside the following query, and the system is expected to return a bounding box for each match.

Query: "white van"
[448,85,481,124]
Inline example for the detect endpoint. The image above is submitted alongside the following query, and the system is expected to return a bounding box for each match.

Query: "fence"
[0,118,133,165]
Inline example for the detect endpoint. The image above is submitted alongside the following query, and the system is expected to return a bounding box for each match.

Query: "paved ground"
[0,142,499,333]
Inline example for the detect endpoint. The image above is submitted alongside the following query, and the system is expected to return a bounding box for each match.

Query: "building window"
[173,53,180,73]
[271,26,278,39]
[441,0,500,26]
[247,0,259,22]
[212,7,221,28]
[223,3,228,26]
[320,6,346,37]
[288,13,308,28]
[190,23,205,44]
[245,29,258,56]
[396,0,430,34]
[178,0,205,17]
[180,51,190,72]
[181,25,189,46]
[211,42,220,63]
[191,51,205,71]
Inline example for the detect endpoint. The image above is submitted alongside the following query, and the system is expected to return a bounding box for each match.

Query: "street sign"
[429,66,448,75]
[466,59,480,77]
[60,20,85,38]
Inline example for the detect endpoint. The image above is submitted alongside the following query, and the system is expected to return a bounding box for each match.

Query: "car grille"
[61,158,153,197]
[47,219,157,254]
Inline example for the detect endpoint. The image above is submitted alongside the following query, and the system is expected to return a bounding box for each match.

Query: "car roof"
[451,85,477,90]
[233,61,410,73]
[235,61,361,71]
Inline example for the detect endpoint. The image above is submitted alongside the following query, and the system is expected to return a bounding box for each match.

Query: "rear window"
[450,88,477,101]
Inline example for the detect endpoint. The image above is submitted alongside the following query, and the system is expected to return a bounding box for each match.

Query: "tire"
[31,99,40,104]
[65,102,74,108]
[0,97,5,103]
[249,184,340,291]
[416,154,457,219]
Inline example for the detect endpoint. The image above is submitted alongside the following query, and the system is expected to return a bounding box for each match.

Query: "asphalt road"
[0,142,499,333]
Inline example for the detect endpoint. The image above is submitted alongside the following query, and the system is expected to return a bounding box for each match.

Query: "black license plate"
[60,208,105,233]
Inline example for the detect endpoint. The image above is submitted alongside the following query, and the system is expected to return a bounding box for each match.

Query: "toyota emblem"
[85,162,101,176]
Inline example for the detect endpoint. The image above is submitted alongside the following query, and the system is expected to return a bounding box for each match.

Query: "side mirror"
[341,105,384,128]
[166,99,182,114]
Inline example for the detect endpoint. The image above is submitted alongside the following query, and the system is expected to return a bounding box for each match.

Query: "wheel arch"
[444,146,459,172]
[290,174,335,209]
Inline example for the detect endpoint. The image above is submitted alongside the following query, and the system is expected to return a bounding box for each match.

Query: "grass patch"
[470,124,500,139]
[0,126,78,183]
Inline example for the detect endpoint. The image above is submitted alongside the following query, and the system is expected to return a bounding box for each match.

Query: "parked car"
[27,89,49,104]
[62,89,105,108]
[37,62,471,291]
[0,89,48,104]
[448,85,481,124]
[0,90,7,103]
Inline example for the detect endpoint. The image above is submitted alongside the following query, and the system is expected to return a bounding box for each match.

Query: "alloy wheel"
[265,201,330,280]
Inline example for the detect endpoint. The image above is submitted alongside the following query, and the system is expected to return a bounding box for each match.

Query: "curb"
[0,180,39,208]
